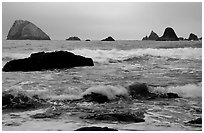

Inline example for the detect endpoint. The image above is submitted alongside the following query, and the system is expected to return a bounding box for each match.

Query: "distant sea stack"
[157,27,179,41]
[85,39,91,41]
[142,31,159,40]
[188,33,199,41]
[101,36,115,41]
[7,20,50,40]
[66,36,81,41]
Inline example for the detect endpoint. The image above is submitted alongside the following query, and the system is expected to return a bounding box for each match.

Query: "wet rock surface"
[3,51,94,72]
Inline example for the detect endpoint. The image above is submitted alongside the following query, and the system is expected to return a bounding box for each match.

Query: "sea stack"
[157,27,179,41]
[66,36,81,41]
[142,31,159,40]
[188,33,199,41]
[101,36,115,41]
[7,20,50,40]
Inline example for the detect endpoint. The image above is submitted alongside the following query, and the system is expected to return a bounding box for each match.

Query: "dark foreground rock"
[7,20,50,40]
[3,51,94,72]
[158,93,180,98]
[81,111,145,123]
[142,31,159,40]
[101,36,115,41]
[2,90,45,109]
[75,126,118,131]
[188,33,199,41]
[83,92,109,103]
[157,27,179,41]
[66,36,81,41]
[186,118,202,124]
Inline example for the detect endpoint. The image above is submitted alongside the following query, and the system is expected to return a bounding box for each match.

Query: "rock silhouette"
[101,36,115,41]
[3,51,94,72]
[85,39,91,41]
[142,31,159,40]
[188,33,199,41]
[66,36,81,41]
[75,126,118,131]
[7,20,50,40]
[157,27,179,41]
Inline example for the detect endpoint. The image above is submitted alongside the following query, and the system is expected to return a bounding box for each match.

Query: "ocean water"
[2,40,202,131]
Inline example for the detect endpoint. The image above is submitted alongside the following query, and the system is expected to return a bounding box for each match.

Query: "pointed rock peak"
[101,36,115,41]
[7,20,50,40]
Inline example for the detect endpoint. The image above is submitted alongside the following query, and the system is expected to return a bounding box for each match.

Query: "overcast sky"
[2,2,202,40]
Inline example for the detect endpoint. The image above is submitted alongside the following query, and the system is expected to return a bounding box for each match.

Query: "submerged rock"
[81,111,145,123]
[3,51,94,72]
[2,90,44,109]
[66,36,81,41]
[157,27,179,41]
[7,20,50,40]
[142,31,159,40]
[83,92,109,103]
[75,126,118,131]
[188,33,199,41]
[101,36,115,41]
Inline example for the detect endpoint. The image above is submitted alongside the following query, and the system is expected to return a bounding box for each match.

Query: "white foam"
[71,48,202,63]
[151,83,202,98]
[81,85,128,100]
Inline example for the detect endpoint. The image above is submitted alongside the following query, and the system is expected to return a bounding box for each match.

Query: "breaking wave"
[71,48,201,63]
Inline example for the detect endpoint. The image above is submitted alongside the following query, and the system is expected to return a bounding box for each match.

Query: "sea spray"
[150,83,202,98]
[81,85,129,100]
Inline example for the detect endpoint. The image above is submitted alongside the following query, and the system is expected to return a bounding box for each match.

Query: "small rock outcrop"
[101,36,115,41]
[85,39,91,41]
[7,20,50,40]
[3,51,94,72]
[83,92,109,103]
[66,36,81,41]
[157,27,179,41]
[142,31,159,40]
[188,33,199,41]
[75,126,118,131]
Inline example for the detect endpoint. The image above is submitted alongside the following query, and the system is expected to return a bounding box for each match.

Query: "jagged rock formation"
[3,51,94,72]
[66,36,81,41]
[101,36,115,41]
[188,33,199,41]
[7,20,50,40]
[157,27,179,41]
[142,31,159,40]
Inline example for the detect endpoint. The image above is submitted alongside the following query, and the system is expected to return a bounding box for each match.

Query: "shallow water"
[2,40,202,131]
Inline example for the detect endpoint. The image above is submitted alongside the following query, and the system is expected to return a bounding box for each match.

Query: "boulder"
[7,20,50,40]
[142,31,159,40]
[127,83,157,99]
[188,33,199,41]
[157,27,179,41]
[85,39,91,41]
[3,51,94,72]
[81,111,145,123]
[101,36,115,41]
[75,126,118,131]
[66,36,81,41]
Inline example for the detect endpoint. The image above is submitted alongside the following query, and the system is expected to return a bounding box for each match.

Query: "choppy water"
[2,40,202,131]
